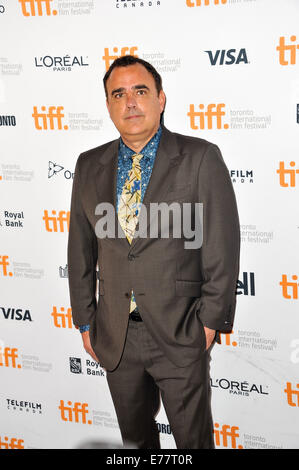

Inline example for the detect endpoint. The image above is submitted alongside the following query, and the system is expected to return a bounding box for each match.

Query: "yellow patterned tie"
[118,153,143,313]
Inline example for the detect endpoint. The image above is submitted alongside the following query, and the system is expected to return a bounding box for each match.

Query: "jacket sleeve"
[67,154,98,328]
[196,143,240,334]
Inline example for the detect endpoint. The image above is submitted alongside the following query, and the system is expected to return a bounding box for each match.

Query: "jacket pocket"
[175,279,203,297]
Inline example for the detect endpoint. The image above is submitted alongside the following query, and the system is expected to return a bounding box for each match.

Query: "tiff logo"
[51,306,72,328]
[276,161,299,187]
[0,436,24,449]
[219,331,238,347]
[0,255,13,277]
[19,0,57,16]
[102,47,138,71]
[187,104,229,130]
[276,36,299,66]
[59,400,92,424]
[42,210,70,232]
[0,347,21,369]
[187,0,227,6]
[214,423,243,449]
[32,106,68,130]
[284,382,299,407]
[280,274,299,300]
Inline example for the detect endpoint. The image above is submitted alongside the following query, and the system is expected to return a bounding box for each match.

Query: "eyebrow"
[111,84,150,97]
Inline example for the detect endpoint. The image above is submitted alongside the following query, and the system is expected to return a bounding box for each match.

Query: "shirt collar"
[118,126,162,163]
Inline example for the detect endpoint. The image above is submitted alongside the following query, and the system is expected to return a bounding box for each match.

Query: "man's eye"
[114,93,123,99]
[137,89,146,95]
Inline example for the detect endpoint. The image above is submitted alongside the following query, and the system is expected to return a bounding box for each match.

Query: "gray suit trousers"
[106,318,215,449]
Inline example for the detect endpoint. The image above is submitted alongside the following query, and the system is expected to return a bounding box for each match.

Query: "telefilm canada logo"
[115,0,161,9]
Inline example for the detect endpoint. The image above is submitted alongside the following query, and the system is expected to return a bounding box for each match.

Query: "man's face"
[106,63,165,147]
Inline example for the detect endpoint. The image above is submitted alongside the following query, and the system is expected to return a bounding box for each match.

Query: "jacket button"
[128,254,135,261]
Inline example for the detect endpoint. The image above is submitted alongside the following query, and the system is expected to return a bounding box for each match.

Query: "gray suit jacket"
[67,126,240,371]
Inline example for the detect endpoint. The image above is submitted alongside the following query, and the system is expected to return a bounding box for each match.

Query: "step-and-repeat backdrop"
[0,0,298,450]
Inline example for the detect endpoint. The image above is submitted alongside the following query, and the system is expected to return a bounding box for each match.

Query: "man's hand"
[204,326,216,350]
[81,330,100,363]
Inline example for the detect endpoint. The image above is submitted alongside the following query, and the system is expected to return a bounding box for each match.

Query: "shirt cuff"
[79,324,90,333]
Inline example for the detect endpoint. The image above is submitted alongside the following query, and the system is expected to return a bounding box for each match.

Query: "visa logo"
[205,48,248,66]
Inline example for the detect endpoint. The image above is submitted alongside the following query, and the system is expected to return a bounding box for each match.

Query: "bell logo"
[219,331,237,347]
[32,106,68,130]
[0,347,21,369]
[0,255,13,277]
[0,436,24,449]
[19,0,57,16]
[284,382,299,407]
[276,161,299,187]
[51,306,72,328]
[102,47,138,71]
[276,36,299,65]
[187,104,229,130]
[280,274,299,300]
[42,210,70,232]
[187,0,227,7]
[214,423,243,449]
[59,400,92,424]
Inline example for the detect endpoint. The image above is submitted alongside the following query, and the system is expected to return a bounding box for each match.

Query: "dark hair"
[103,55,163,99]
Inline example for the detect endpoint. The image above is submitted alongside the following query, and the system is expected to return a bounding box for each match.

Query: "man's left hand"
[204,326,216,350]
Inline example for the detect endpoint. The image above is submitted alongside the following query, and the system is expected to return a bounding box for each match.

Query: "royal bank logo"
[69,357,105,377]
[102,46,138,71]
[205,48,248,66]
[48,161,74,180]
[277,35,299,66]
[69,357,82,374]
[59,264,68,278]
[2,210,24,228]
[35,55,89,72]
[0,115,16,126]
[1,307,32,322]
[187,103,229,130]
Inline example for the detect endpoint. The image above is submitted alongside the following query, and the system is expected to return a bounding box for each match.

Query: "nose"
[126,92,137,109]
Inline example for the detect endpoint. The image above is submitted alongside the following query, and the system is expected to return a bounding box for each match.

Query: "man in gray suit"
[67,56,240,449]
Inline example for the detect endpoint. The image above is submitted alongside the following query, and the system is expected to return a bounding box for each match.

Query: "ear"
[158,90,166,113]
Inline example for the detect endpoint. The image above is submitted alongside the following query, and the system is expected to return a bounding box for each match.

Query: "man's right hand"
[81,330,100,363]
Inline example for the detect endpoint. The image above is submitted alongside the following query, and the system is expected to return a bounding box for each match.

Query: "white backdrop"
[0,0,299,450]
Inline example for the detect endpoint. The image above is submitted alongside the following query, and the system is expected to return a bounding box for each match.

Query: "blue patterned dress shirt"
[79,126,162,333]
